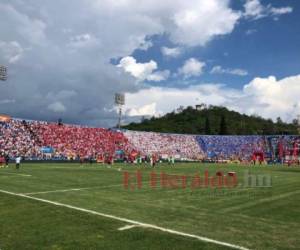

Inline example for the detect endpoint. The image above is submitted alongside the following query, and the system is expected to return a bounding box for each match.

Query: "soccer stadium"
[1,1,300,250]
[0,115,300,249]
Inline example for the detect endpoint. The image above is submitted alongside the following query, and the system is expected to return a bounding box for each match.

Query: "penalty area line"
[0,189,250,250]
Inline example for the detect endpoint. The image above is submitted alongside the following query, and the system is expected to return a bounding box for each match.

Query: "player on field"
[0,154,4,168]
[151,154,157,167]
[79,155,85,166]
[5,154,9,168]
[15,156,21,170]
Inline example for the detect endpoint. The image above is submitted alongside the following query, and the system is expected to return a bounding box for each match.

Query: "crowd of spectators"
[124,130,204,159]
[123,132,299,161]
[196,135,265,160]
[0,118,299,161]
[265,135,300,159]
[0,119,134,160]
[37,123,132,159]
[0,119,42,159]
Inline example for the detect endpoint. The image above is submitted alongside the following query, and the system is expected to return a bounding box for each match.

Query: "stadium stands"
[124,130,204,159]
[36,123,132,159]
[195,135,265,160]
[0,118,299,162]
[0,119,133,160]
[0,119,42,159]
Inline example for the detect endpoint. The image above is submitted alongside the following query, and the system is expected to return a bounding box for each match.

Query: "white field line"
[0,189,250,250]
[33,165,120,170]
[118,224,139,231]
[24,187,95,195]
[23,183,126,195]
[23,179,155,195]
[0,172,31,177]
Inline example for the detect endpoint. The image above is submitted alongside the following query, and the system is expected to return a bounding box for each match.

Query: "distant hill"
[123,105,299,135]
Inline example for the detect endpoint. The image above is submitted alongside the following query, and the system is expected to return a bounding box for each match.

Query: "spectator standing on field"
[15,156,21,170]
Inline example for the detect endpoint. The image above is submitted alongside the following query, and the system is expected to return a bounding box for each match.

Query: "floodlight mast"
[0,65,7,81]
[298,115,300,135]
[118,105,122,129]
[115,93,125,129]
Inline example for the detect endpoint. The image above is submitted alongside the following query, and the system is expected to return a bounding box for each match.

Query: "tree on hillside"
[219,116,228,135]
[205,116,211,135]
[123,105,298,135]
[292,119,298,126]
[276,117,283,124]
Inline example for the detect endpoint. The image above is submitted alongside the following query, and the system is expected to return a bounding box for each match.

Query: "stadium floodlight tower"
[115,93,125,129]
[0,65,7,81]
[297,115,300,134]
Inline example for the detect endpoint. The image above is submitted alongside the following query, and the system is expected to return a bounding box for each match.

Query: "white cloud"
[0,41,24,63]
[0,0,241,126]
[0,99,16,105]
[269,7,293,16]
[243,0,293,20]
[1,0,292,126]
[169,1,241,46]
[127,103,157,116]
[242,75,300,120]
[117,56,157,80]
[178,58,205,78]
[125,84,237,117]
[147,70,170,82]
[48,102,66,113]
[68,33,98,48]
[46,90,77,101]
[117,56,169,82]
[211,65,248,76]
[86,0,241,56]
[0,3,46,45]
[125,75,300,122]
[161,46,182,58]
[244,0,265,19]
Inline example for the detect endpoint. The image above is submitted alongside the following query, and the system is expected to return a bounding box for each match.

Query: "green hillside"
[123,105,299,135]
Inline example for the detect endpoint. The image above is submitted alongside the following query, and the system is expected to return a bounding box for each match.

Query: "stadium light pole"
[297,115,300,135]
[115,93,125,129]
[0,65,8,121]
[0,65,7,81]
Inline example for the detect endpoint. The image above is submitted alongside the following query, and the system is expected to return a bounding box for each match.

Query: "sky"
[0,0,299,127]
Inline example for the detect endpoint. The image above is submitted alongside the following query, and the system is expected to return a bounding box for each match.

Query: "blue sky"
[130,0,300,89]
[0,0,300,126]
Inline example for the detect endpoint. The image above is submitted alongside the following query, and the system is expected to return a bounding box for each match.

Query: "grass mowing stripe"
[222,189,300,213]
[0,188,250,250]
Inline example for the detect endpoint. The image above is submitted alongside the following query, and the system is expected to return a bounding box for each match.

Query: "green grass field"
[0,163,299,250]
